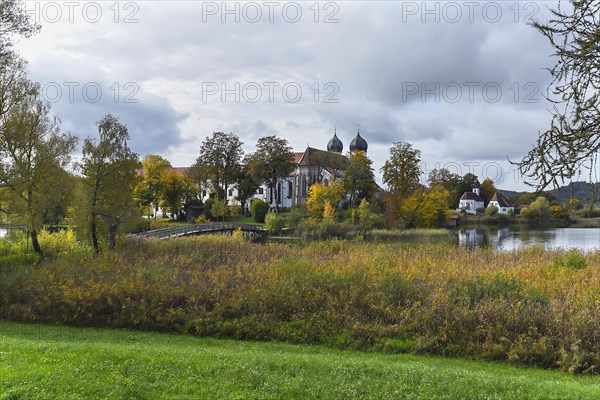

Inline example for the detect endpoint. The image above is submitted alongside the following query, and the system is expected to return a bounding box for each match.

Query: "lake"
[457,226,600,251]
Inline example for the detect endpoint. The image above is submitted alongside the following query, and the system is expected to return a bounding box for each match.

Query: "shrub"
[231,227,245,241]
[194,215,210,224]
[285,206,307,229]
[485,205,499,217]
[554,249,586,269]
[295,219,353,240]
[249,199,269,223]
[126,217,152,233]
[37,228,83,257]
[264,212,285,235]
[550,205,567,219]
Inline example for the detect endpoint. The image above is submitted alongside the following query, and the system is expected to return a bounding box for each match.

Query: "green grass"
[1,321,599,400]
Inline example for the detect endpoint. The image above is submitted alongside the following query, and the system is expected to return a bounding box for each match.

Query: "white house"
[488,192,514,215]
[458,181,485,215]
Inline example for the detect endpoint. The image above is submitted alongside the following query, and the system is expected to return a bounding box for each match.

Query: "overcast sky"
[16,1,563,190]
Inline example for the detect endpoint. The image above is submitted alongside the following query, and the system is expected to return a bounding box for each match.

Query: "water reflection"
[458,226,600,251]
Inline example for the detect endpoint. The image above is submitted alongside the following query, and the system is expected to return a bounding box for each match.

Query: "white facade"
[488,192,514,215]
[457,184,485,215]
[458,198,485,214]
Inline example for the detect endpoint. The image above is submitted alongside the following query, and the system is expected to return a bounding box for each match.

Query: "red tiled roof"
[293,152,304,164]
[460,192,484,202]
[490,192,513,208]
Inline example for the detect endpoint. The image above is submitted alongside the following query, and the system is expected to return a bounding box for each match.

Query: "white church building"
[201,129,368,210]
[457,181,485,215]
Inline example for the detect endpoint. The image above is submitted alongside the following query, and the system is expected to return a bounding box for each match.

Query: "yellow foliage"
[307,180,345,220]
[231,227,245,242]
[323,201,336,220]
[399,185,451,228]
[194,215,210,224]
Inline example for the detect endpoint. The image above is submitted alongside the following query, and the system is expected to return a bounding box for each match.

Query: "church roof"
[297,147,349,173]
[293,152,304,164]
[490,192,513,208]
[460,192,484,202]
[349,131,368,152]
[327,132,343,153]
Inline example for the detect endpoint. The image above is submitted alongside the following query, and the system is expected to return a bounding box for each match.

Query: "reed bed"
[1,235,599,373]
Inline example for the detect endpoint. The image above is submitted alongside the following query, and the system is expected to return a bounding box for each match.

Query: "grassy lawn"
[1,321,599,400]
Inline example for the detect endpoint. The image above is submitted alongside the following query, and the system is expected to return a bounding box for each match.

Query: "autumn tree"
[158,168,197,219]
[381,141,422,197]
[0,81,76,254]
[398,185,451,228]
[249,135,295,209]
[134,154,172,217]
[306,180,345,220]
[343,150,376,208]
[191,132,243,200]
[79,114,139,253]
[516,1,600,189]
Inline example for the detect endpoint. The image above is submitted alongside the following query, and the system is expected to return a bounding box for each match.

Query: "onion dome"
[349,130,368,152]
[327,130,343,153]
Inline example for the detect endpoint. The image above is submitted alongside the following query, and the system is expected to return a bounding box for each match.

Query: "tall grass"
[1,236,600,373]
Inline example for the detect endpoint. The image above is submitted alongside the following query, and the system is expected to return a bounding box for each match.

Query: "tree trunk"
[91,214,99,254]
[30,228,42,255]
[109,223,117,252]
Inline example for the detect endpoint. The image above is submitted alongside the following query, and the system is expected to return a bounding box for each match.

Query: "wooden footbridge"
[134,222,267,240]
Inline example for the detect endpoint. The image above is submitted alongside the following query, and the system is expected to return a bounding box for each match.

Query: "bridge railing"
[135,222,265,239]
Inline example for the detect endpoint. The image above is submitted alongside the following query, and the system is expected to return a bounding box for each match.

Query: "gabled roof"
[490,192,513,208]
[460,192,484,202]
[293,152,304,164]
[296,147,349,171]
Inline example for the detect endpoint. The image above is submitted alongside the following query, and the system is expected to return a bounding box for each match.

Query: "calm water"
[457,226,600,251]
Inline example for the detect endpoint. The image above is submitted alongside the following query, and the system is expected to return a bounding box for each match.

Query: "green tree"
[480,179,497,206]
[210,198,227,222]
[191,132,243,201]
[343,150,376,208]
[249,198,269,223]
[427,168,460,191]
[79,114,140,253]
[520,196,551,221]
[0,82,76,254]
[516,1,600,189]
[134,154,172,217]
[381,141,422,197]
[159,168,197,219]
[249,135,295,209]
[234,154,261,214]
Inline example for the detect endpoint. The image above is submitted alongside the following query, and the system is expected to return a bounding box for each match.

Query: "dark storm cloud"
[24,53,187,155]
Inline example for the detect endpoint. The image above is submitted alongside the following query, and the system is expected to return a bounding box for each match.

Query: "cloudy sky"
[16,1,562,190]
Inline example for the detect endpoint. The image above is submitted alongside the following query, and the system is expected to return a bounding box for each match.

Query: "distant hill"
[498,181,600,207]
[549,181,600,206]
